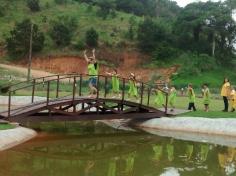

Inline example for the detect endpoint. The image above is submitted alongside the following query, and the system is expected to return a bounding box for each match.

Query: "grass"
[0,124,15,130]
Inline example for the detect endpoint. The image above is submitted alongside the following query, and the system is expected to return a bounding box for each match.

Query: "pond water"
[0,121,235,176]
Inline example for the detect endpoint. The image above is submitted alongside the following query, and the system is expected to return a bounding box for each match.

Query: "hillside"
[0,0,142,56]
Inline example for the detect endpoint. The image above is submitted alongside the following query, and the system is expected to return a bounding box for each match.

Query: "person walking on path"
[221,78,231,112]
[202,84,210,112]
[106,69,120,98]
[187,84,196,111]
[169,86,177,112]
[84,49,99,97]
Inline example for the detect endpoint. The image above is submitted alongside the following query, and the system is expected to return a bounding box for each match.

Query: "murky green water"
[0,121,235,176]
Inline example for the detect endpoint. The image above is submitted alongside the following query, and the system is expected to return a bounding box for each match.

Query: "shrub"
[178,53,217,76]
[27,0,40,12]
[85,28,99,47]
[49,16,78,47]
[50,23,71,46]
[54,0,67,5]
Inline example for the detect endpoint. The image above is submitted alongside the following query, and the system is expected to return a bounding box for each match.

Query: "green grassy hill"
[0,0,141,56]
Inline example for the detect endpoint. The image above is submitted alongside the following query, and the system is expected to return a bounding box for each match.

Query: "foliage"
[6,19,44,58]
[85,27,99,47]
[96,0,116,19]
[178,53,217,76]
[49,16,78,47]
[27,0,40,12]
[54,0,67,5]
[137,18,171,53]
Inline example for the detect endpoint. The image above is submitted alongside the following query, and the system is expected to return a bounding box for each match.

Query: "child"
[128,73,138,100]
[169,86,177,112]
[84,49,98,97]
[106,69,120,98]
[187,84,196,111]
[155,85,165,108]
[202,84,210,112]
[230,87,236,112]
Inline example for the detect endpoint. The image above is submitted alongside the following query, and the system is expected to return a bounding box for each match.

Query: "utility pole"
[27,23,33,82]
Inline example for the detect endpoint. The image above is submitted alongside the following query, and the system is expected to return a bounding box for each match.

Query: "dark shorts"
[89,77,97,86]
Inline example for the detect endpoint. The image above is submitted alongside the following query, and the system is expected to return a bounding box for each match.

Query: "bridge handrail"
[6,73,168,95]
[5,74,169,118]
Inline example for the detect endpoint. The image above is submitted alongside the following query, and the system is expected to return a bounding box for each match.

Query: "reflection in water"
[0,122,235,176]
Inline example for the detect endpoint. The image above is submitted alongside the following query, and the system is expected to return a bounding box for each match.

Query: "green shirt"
[88,63,97,77]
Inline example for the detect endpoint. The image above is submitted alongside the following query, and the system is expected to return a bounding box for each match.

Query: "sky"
[174,0,236,20]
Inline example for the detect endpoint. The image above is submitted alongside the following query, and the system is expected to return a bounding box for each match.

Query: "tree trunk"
[212,33,215,57]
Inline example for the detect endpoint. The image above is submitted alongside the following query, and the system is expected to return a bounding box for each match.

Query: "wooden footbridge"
[0,74,171,123]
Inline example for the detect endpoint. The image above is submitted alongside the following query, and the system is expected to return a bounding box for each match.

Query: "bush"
[152,43,179,61]
[27,0,40,12]
[54,0,67,5]
[49,16,78,47]
[85,28,99,47]
[0,5,5,17]
[74,40,86,50]
[6,19,44,58]
[50,23,71,46]
[178,53,217,76]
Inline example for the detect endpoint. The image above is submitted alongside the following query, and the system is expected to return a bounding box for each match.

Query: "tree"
[96,0,116,19]
[54,0,67,5]
[137,18,170,53]
[6,19,44,58]
[85,28,99,47]
[27,0,40,12]
[49,16,78,47]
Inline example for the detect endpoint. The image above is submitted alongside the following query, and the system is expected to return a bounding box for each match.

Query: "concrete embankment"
[136,117,236,138]
[0,127,37,151]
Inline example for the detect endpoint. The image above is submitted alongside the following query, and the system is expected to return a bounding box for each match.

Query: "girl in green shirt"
[154,86,165,107]
[106,69,120,98]
[202,84,210,112]
[128,73,138,99]
[187,84,196,111]
[169,86,177,112]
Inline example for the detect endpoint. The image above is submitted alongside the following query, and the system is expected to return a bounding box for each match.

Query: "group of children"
[84,49,235,112]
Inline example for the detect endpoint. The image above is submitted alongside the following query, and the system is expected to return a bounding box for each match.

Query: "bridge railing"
[2,74,168,118]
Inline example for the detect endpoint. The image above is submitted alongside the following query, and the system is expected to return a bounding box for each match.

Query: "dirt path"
[0,64,54,78]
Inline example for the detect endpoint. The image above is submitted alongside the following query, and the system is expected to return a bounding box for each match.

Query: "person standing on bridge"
[169,86,177,112]
[154,85,165,108]
[106,69,120,98]
[128,73,138,100]
[84,49,99,97]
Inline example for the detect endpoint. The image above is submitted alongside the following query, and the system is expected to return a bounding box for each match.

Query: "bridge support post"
[165,93,168,114]
[56,75,59,98]
[147,88,150,106]
[121,78,125,111]
[72,76,76,112]
[31,79,35,103]
[8,91,11,119]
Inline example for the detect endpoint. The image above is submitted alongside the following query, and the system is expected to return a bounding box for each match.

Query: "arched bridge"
[0,74,170,123]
